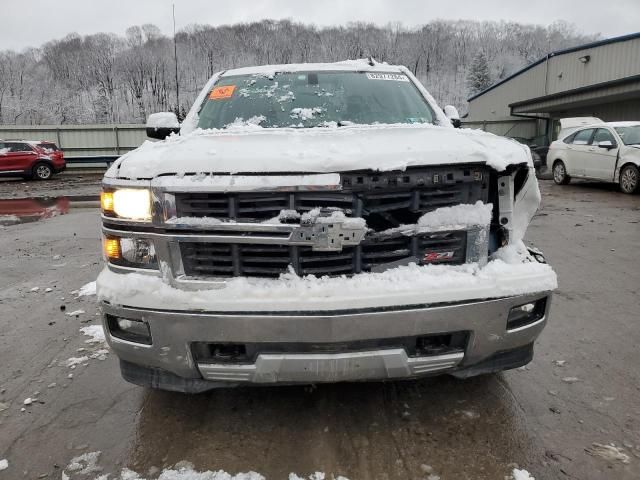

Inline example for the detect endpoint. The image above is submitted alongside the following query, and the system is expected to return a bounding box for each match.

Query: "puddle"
[0,195,99,226]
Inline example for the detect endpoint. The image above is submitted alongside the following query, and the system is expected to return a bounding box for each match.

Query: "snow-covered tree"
[466,51,493,95]
[0,19,598,125]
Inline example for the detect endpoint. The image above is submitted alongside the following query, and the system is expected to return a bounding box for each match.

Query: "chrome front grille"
[174,166,489,222]
[180,231,467,278]
[167,166,491,279]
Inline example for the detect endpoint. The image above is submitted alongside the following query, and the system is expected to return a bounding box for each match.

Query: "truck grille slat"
[175,166,489,278]
[180,230,467,278]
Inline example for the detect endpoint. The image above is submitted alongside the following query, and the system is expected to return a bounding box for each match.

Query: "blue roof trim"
[467,31,640,102]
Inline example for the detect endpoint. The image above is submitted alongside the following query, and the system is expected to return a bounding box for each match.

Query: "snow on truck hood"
[106,124,532,179]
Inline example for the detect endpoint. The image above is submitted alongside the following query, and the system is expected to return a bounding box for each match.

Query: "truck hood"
[107,124,531,179]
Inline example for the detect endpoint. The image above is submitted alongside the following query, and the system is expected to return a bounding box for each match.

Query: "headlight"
[101,188,151,221]
[103,235,158,269]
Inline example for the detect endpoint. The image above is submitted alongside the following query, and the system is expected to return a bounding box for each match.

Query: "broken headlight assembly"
[101,188,152,221]
[103,236,158,270]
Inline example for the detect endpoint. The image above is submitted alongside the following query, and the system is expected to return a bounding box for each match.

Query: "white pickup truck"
[97,60,557,392]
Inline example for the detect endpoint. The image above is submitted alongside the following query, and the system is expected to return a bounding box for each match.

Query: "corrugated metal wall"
[0,124,146,157]
[546,38,640,94]
[465,35,640,141]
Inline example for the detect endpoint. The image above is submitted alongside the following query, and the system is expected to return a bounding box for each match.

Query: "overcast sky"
[2,0,639,51]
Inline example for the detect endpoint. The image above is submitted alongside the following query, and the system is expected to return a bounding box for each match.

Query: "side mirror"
[444,105,462,128]
[146,112,180,140]
[597,140,615,149]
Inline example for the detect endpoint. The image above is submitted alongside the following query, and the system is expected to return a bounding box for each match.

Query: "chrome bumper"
[198,350,465,383]
[102,291,551,388]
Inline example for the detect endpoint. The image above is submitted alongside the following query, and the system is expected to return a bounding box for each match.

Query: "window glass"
[572,129,594,145]
[613,126,640,145]
[197,71,436,129]
[7,142,33,152]
[563,132,577,144]
[593,129,615,144]
[38,142,59,151]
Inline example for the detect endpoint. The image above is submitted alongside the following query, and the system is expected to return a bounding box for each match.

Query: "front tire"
[552,161,570,185]
[619,164,639,194]
[32,162,53,181]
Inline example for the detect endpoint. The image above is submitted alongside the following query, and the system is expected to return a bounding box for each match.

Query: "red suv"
[0,140,66,180]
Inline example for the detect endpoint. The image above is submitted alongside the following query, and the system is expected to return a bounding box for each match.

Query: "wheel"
[619,164,640,194]
[552,161,570,185]
[32,162,53,181]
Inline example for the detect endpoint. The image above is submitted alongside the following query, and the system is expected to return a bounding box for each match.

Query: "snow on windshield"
[196,71,437,130]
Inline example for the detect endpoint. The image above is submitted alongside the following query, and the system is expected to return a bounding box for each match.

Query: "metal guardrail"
[65,155,120,168]
[0,124,146,170]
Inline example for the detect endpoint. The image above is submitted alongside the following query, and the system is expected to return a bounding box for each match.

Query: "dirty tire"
[552,161,570,185]
[619,164,640,194]
[32,162,53,181]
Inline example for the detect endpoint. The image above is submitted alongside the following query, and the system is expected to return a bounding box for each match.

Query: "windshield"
[196,71,436,129]
[614,126,640,145]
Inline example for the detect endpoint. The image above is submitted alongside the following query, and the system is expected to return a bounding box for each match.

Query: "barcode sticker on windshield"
[366,73,409,82]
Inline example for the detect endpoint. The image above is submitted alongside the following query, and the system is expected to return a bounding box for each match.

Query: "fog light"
[507,298,547,331]
[106,315,152,344]
[103,236,121,259]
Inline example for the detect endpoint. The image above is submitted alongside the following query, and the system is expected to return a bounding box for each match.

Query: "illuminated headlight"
[101,188,151,221]
[103,235,158,269]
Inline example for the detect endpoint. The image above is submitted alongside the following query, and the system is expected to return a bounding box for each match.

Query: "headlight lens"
[101,188,151,221]
[103,235,158,269]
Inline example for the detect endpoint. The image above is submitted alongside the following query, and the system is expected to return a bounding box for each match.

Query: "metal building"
[464,32,640,146]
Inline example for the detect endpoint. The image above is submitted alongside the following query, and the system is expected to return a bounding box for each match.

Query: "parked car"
[548,119,640,193]
[509,136,549,173]
[0,140,65,180]
[97,60,556,393]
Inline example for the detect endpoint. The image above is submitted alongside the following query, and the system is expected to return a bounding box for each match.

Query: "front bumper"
[102,291,551,391]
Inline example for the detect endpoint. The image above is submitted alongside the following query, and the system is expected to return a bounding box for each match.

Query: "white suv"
[548,120,640,194]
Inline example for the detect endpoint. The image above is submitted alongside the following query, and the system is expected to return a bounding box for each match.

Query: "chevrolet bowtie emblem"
[289,212,367,252]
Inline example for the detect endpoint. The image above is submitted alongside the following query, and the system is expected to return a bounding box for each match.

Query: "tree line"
[0,19,597,125]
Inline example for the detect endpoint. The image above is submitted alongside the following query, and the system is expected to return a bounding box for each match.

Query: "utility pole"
[173,4,180,115]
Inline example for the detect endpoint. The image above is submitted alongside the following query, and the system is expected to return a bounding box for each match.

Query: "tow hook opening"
[106,315,152,345]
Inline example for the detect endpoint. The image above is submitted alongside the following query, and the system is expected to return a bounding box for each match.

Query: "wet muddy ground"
[0,178,639,479]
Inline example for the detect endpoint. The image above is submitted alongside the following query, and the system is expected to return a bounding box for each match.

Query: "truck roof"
[222,59,405,77]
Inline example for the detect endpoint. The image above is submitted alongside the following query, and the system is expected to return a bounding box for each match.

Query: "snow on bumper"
[97,248,556,313]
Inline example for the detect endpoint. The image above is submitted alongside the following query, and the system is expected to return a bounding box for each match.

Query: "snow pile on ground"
[417,201,492,230]
[512,469,535,480]
[585,443,631,464]
[97,241,556,312]
[64,356,89,368]
[62,455,348,480]
[76,281,97,297]
[80,325,106,344]
[0,459,8,471]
